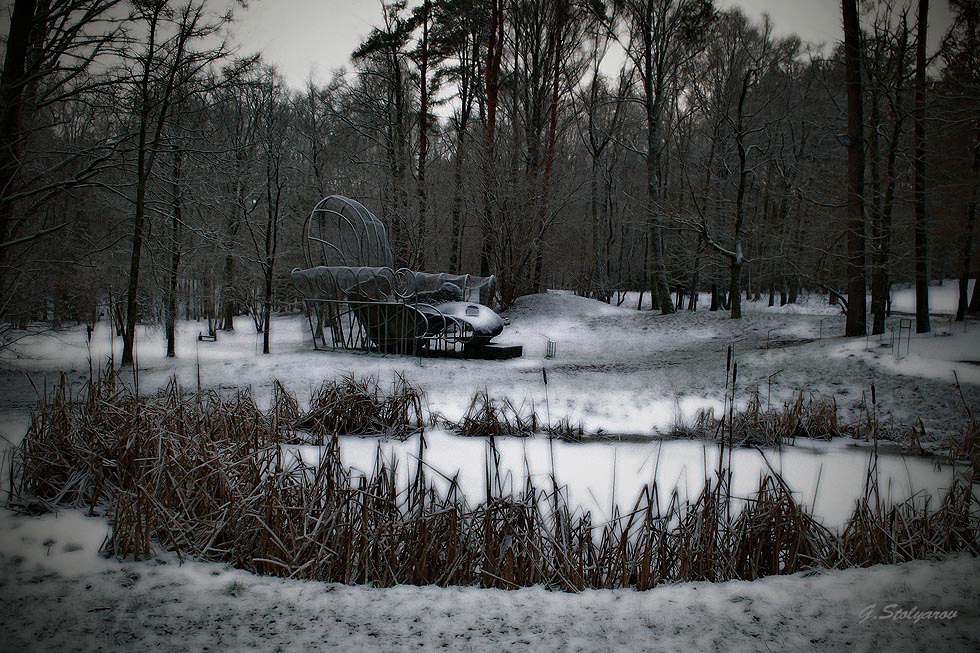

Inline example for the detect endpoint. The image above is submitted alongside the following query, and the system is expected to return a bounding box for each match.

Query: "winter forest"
[2,1,980,650]
[1,0,978,358]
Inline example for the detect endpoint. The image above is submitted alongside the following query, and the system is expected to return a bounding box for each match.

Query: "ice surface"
[292,430,965,530]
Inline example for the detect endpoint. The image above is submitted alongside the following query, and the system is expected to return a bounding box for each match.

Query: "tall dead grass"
[669,391,861,447]
[6,365,977,590]
[292,374,425,442]
[444,391,537,437]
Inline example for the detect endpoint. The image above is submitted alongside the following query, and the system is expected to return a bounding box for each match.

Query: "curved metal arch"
[303,196,394,269]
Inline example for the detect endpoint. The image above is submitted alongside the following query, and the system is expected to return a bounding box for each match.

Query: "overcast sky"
[0,1,956,89]
[229,0,956,90]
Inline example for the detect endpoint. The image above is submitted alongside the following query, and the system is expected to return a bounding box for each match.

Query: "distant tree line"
[1,0,978,359]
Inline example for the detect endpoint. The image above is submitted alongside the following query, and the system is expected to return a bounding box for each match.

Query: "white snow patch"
[891,279,976,316]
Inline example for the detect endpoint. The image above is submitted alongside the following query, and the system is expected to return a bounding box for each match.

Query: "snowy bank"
[0,512,976,652]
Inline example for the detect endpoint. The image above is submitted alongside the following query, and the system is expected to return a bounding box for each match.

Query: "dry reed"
[292,374,425,442]
[444,391,537,437]
[672,391,863,447]
[6,365,978,591]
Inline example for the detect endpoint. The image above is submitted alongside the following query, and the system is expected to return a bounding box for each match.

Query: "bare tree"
[353,1,414,267]
[119,0,238,367]
[0,0,124,323]
[432,0,485,272]
[211,65,263,332]
[596,0,714,314]
[243,68,290,355]
[866,4,910,334]
[576,22,630,301]
[941,0,980,320]
[683,12,793,319]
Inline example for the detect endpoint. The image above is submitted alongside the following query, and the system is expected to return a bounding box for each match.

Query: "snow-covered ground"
[1,287,978,650]
[2,284,977,442]
[891,279,976,315]
[1,509,977,651]
[622,278,977,316]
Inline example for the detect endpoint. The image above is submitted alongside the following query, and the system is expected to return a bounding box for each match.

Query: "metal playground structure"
[291,196,522,359]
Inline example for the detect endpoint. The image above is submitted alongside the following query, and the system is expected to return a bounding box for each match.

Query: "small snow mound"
[504,291,638,322]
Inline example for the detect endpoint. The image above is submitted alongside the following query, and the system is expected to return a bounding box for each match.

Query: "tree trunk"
[415,1,430,271]
[261,143,281,354]
[122,140,149,367]
[479,0,504,281]
[220,254,237,331]
[872,46,905,333]
[263,266,273,354]
[842,0,867,337]
[645,115,674,314]
[868,72,886,334]
[642,54,674,314]
[728,258,741,319]
[448,126,467,272]
[166,147,182,358]
[590,155,601,297]
[913,0,931,333]
[727,70,752,320]
[688,236,703,311]
[956,124,979,320]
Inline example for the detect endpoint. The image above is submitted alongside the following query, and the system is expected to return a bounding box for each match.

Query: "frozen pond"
[288,430,968,530]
